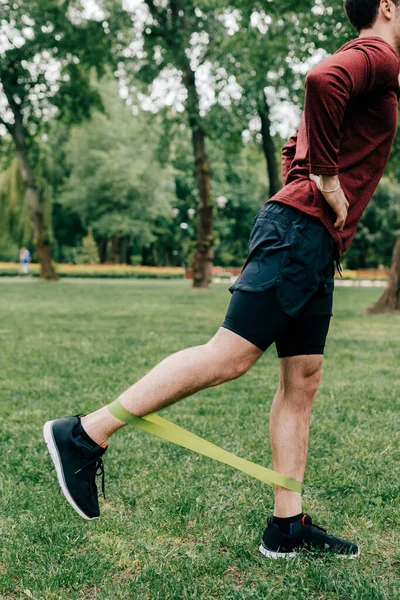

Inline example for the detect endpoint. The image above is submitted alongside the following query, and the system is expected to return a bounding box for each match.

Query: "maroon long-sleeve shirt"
[270,36,400,256]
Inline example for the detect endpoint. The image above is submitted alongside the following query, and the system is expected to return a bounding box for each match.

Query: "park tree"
[365,137,400,313]
[0,0,125,278]
[128,0,227,288]
[60,80,175,263]
[344,180,400,270]
[208,133,272,265]
[0,153,31,261]
[213,0,314,196]
[367,237,400,313]
[126,0,317,286]
[195,0,352,207]
[78,228,100,265]
[168,121,269,268]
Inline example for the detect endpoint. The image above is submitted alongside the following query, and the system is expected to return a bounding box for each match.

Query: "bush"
[78,229,100,265]
[343,179,400,269]
[0,263,185,279]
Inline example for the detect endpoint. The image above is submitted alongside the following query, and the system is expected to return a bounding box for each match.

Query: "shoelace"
[309,522,327,533]
[75,457,106,499]
[302,514,328,533]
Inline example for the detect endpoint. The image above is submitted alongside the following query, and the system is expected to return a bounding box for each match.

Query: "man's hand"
[309,174,349,232]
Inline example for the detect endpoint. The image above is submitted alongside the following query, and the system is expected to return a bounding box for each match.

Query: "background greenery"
[0,278,399,599]
[1,0,399,272]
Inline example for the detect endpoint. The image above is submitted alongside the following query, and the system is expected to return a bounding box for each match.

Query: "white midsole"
[259,542,360,560]
[259,543,296,560]
[43,420,96,521]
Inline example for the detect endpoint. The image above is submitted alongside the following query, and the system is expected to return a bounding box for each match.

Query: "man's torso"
[270,37,400,255]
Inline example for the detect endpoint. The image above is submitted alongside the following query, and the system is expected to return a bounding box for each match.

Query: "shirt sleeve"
[281,130,298,186]
[305,48,372,176]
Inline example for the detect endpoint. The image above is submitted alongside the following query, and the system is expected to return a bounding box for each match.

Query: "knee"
[280,363,322,400]
[302,365,322,398]
[205,343,254,384]
[216,353,253,384]
[225,354,253,381]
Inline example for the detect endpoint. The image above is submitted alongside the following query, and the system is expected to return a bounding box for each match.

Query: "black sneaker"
[43,416,107,520]
[259,514,360,559]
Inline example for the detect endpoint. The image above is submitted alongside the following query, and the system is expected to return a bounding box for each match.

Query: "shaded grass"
[0,278,399,600]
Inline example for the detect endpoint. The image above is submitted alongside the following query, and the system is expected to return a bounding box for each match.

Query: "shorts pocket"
[247,210,293,257]
[230,209,295,294]
[229,243,282,293]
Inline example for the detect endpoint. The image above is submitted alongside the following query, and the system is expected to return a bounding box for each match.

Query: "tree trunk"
[119,237,131,264]
[191,128,213,288]
[142,245,153,266]
[181,67,213,289]
[12,115,57,280]
[258,92,280,197]
[99,237,108,263]
[152,243,159,266]
[109,235,120,264]
[366,237,400,314]
[145,0,213,287]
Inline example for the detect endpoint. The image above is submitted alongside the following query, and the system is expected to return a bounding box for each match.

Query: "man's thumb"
[309,174,321,188]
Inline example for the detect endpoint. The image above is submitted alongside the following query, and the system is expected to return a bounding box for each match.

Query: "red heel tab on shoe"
[301,515,307,527]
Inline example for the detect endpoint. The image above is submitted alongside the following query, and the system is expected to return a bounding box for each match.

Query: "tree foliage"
[0,155,31,261]
[60,80,175,260]
[0,0,129,277]
[344,179,400,269]
[78,228,100,265]
[0,0,399,276]
[0,0,128,130]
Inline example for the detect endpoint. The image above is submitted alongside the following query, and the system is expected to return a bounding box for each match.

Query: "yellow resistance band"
[107,399,302,494]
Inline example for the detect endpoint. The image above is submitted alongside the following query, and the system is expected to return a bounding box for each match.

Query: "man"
[44,0,400,559]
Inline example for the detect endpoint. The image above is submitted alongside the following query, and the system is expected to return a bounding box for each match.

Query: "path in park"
[221,277,387,287]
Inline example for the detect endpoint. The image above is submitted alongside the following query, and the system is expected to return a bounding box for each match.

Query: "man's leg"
[270,355,323,517]
[81,327,263,445]
[43,327,263,519]
[260,346,359,558]
[44,285,297,521]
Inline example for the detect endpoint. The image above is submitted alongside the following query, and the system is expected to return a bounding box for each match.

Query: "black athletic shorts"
[222,201,336,357]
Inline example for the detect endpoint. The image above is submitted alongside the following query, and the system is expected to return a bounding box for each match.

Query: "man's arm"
[304,48,375,175]
[304,48,374,229]
[281,130,298,186]
[309,173,349,231]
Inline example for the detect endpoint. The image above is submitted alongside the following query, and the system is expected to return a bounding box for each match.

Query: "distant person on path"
[44,0,400,559]
[19,248,31,275]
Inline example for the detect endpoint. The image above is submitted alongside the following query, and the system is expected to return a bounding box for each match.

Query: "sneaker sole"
[259,542,360,560]
[43,420,98,521]
[259,543,296,560]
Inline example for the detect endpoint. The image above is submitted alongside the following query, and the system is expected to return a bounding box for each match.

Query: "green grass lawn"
[0,278,399,600]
